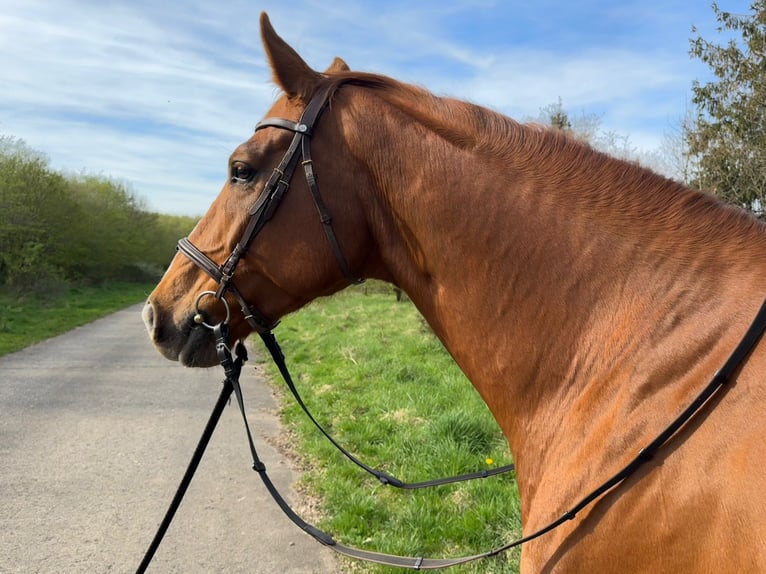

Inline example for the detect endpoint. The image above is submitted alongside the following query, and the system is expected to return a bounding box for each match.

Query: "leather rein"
[140,81,766,571]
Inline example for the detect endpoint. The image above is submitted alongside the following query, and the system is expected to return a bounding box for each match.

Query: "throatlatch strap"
[300,135,365,286]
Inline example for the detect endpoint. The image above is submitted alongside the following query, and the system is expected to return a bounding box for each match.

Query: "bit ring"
[193,291,230,330]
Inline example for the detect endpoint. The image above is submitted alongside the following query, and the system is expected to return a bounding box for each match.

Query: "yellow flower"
[485,457,494,466]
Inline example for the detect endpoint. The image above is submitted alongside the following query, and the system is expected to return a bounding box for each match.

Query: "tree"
[534,100,639,161]
[542,97,573,133]
[0,134,199,292]
[687,1,766,216]
[0,136,73,288]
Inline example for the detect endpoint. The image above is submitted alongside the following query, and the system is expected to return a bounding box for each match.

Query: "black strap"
[135,378,235,574]
[259,331,515,489]
[299,136,365,286]
[177,237,224,284]
[527,295,766,526]
[255,118,308,133]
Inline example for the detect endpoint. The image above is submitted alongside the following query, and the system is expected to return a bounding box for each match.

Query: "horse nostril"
[142,301,156,331]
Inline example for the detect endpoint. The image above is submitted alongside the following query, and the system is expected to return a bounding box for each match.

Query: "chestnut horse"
[143,13,766,573]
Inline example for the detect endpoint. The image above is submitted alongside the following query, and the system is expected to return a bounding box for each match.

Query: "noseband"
[177,82,362,333]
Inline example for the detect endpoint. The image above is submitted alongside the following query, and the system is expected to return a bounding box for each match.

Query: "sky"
[0,1,752,215]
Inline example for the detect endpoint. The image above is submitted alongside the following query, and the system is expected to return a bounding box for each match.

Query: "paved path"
[0,304,339,573]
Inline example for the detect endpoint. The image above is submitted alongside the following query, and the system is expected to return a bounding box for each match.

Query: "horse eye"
[230,162,254,184]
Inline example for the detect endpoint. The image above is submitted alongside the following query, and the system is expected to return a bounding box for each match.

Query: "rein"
[137,296,766,572]
[262,329,515,490]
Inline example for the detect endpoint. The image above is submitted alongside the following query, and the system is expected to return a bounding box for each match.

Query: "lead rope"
[137,296,766,572]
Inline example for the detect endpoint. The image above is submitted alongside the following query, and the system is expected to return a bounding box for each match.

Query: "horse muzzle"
[142,297,222,367]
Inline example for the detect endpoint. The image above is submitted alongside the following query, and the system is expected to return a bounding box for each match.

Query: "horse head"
[143,14,376,366]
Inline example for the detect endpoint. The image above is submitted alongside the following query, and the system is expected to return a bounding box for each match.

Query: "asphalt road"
[0,304,339,573]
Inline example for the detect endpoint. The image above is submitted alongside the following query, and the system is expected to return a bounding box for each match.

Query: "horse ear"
[325,57,350,74]
[260,12,322,101]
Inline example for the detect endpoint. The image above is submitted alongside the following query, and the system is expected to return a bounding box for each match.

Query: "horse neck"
[344,89,766,497]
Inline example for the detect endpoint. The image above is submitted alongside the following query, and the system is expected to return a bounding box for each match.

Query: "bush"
[0,134,198,292]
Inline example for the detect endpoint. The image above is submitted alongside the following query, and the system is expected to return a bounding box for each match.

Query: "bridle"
[177,80,362,334]
[140,78,766,571]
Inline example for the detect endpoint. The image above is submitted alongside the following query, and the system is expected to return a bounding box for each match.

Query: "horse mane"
[324,70,658,186]
[326,70,516,154]
[323,70,764,247]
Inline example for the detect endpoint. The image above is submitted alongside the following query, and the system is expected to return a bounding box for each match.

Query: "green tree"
[0,136,74,289]
[0,134,199,292]
[63,175,145,282]
[687,1,766,216]
[542,97,573,133]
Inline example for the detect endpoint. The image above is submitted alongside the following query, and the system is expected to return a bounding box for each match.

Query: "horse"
[142,12,766,573]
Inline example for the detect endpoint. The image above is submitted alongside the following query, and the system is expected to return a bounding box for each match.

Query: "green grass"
[259,282,522,573]
[0,281,152,356]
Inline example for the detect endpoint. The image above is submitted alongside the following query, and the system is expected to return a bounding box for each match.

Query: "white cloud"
[1,0,280,213]
[1,0,716,214]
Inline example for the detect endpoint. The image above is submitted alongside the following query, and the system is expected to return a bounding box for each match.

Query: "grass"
[259,282,522,573]
[0,281,153,357]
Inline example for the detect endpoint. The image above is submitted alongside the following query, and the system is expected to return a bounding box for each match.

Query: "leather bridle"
[177,81,362,334]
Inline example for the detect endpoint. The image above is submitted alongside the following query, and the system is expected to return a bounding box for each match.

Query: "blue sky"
[0,1,751,215]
